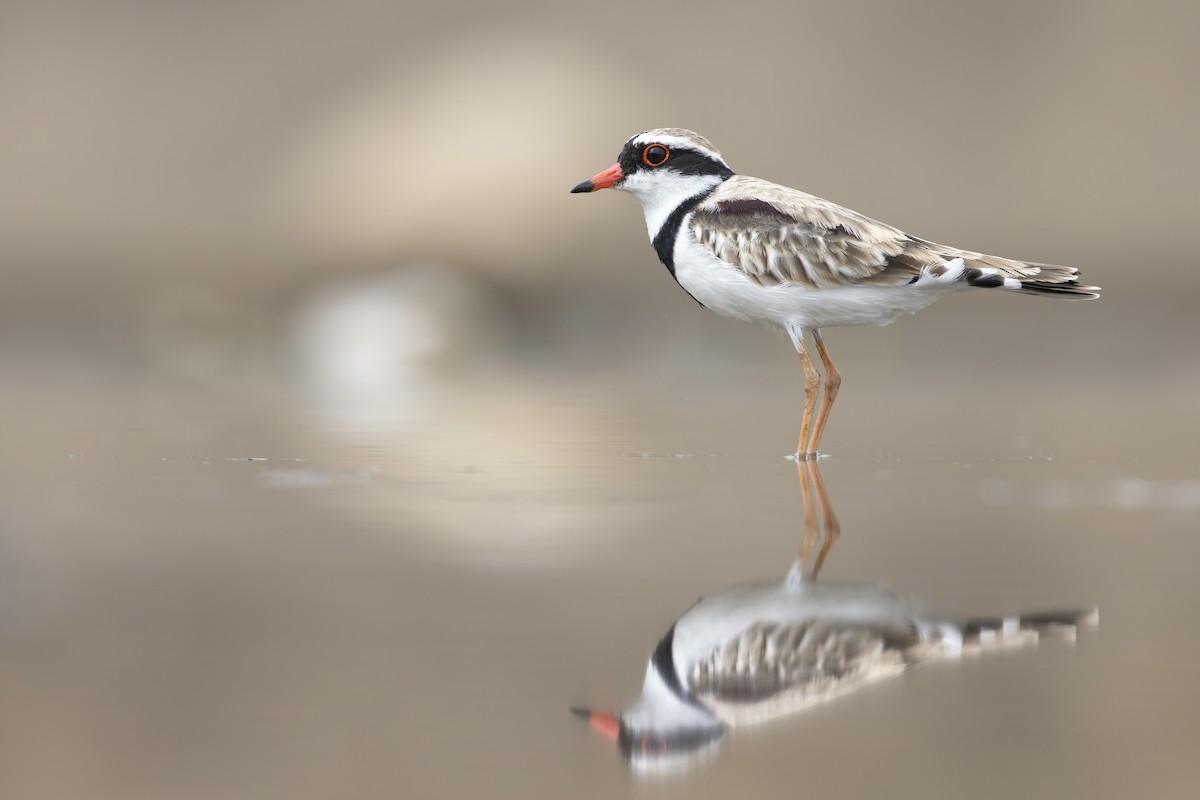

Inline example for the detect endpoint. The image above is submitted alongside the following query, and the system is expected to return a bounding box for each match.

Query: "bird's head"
[570,706,725,773]
[570,129,735,218]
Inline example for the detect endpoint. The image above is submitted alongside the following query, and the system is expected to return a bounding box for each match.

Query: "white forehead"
[629,129,725,162]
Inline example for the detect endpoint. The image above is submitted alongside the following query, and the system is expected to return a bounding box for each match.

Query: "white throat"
[620,171,728,241]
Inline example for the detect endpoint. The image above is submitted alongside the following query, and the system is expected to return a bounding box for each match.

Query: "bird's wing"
[688,617,919,725]
[690,176,923,289]
[691,176,1094,293]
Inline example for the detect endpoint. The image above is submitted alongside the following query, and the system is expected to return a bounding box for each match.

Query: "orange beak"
[570,163,624,193]
[570,707,621,741]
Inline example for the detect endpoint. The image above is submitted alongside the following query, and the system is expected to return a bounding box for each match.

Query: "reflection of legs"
[792,329,821,459]
[808,460,840,578]
[797,460,819,567]
[807,329,841,456]
[797,460,840,579]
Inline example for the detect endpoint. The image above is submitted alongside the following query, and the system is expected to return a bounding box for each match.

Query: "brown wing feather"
[689,619,919,725]
[691,176,916,289]
[691,176,1099,296]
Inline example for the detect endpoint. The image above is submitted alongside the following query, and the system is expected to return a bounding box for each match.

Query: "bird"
[571,129,1100,458]
[572,564,1098,772]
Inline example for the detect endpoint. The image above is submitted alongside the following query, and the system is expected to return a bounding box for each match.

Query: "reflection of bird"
[572,129,1100,458]
[574,566,1096,772]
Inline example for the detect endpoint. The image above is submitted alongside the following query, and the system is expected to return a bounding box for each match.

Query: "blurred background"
[1,0,1198,797]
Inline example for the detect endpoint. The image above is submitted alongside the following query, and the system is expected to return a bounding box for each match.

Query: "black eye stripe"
[616,140,735,182]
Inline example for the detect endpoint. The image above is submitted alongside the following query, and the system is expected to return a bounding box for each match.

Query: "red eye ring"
[642,144,670,167]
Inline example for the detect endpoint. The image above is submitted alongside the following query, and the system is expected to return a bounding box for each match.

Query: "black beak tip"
[569,180,594,194]
[569,706,591,721]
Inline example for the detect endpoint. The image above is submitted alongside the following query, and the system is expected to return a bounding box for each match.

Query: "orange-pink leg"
[795,339,821,459]
[805,328,842,457]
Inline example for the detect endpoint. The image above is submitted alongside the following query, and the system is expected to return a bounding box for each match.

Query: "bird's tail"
[1009,261,1101,299]
[912,607,1098,659]
[954,607,1099,652]
[962,257,1101,299]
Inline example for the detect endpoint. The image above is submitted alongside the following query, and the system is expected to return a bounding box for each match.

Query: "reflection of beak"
[570,707,620,741]
[570,163,624,193]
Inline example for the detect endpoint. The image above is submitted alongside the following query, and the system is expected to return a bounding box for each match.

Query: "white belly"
[671,230,957,330]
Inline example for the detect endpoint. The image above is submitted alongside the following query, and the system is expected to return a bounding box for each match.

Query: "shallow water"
[0,356,1197,800]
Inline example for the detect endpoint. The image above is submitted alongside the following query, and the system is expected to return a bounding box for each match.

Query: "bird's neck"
[623,655,722,735]
[629,173,730,241]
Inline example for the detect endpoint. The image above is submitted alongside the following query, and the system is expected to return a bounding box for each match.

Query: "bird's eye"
[642,144,670,167]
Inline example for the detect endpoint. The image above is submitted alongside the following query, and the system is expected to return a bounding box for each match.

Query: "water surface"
[0,361,1196,799]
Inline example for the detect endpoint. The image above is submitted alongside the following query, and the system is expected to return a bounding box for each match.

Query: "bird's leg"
[806,328,842,456]
[794,332,821,459]
[807,460,840,579]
